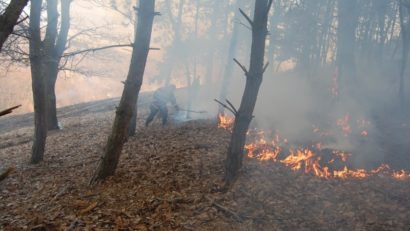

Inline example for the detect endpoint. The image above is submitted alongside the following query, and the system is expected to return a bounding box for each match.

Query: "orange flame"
[218,115,410,180]
[218,114,234,130]
[392,170,410,179]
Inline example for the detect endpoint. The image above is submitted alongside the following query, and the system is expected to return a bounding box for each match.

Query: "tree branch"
[16,15,29,25]
[239,8,253,27]
[236,21,252,31]
[225,99,238,115]
[262,62,269,74]
[214,99,236,116]
[233,58,248,74]
[62,44,133,57]
[0,105,22,117]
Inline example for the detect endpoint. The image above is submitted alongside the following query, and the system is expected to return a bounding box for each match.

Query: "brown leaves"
[0,102,410,230]
[79,201,98,215]
[0,166,15,182]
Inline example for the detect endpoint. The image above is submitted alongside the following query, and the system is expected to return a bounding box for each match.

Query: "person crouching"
[145,84,179,126]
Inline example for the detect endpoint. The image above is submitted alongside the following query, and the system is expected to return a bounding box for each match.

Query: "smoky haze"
[1,0,409,170]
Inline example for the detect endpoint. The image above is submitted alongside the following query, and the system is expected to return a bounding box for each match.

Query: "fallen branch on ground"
[205,196,243,222]
[0,105,21,117]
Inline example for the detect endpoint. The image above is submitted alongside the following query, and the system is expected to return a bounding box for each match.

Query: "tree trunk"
[43,0,60,131]
[375,0,388,68]
[204,1,223,96]
[0,0,29,52]
[336,0,359,96]
[267,0,279,71]
[218,0,240,115]
[29,0,47,164]
[224,0,272,186]
[91,0,157,183]
[319,0,336,66]
[128,107,137,136]
[46,0,72,130]
[162,0,184,85]
[399,2,410,106]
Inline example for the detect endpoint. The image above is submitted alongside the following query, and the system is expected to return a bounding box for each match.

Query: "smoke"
[211,62,398,169]
[1,0,408,171]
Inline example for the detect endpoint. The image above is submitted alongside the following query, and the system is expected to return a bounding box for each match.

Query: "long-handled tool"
[178,109,207,114]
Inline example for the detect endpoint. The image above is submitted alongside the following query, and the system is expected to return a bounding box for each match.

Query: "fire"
[217,115,410,180]
[392,170,410,179]
[217,114,234,129]
[333,167,368,179]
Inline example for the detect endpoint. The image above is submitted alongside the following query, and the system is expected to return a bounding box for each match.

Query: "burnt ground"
[1,93,410,230]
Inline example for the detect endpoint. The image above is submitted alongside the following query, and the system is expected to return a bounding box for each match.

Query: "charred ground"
[1,93,410,230]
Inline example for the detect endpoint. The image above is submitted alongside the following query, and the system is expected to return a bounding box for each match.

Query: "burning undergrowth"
[1,96,410,230]
[218,114,410,180]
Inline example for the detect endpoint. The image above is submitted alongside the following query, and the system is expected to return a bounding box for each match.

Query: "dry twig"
[64,219,79,231]
[205,196,243,222]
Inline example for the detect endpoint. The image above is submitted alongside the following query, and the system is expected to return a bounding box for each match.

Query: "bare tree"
[44,0,72,130]
[91,0,158,183]
[29,0,47,164]
[399,0,410,106]
[27,0,72,163]
[218,0,241,116]
[161,0,185,85]
[0,0,29,52]
[336,0,359,96]
[223,0,272,186]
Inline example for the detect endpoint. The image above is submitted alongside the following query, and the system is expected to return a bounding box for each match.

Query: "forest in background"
[1,0,410,229]
[1,0,408,114]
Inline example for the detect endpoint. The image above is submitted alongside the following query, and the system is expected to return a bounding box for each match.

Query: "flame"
[392,170,410,179]
[333,167,368,179]
[218,114,234,129]
[218,115,410,180]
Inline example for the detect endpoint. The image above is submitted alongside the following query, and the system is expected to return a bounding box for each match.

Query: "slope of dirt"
[1,100,410,230]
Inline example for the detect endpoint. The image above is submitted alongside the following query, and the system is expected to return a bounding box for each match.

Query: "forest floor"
[1,94,410,230]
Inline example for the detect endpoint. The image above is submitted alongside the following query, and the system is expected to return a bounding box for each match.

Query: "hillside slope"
[0,96,410,230]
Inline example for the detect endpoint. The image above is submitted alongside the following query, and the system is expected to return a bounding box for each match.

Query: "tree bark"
[224,0,272,186]
[399,2,410,106]
[218,0,241,115]
[336,0,359,96]
[29,0,47,164]
[162,0,184,85]
[374,0,388,67]
[45,0,72,130]
[128,102,137,137]
[91,0,157,183]
[0,0,29,52]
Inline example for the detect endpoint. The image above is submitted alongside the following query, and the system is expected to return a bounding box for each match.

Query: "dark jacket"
[152,86,177,107]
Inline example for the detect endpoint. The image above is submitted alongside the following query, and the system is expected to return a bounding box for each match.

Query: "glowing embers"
[392,170,410,179]
[335,114,371,137]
